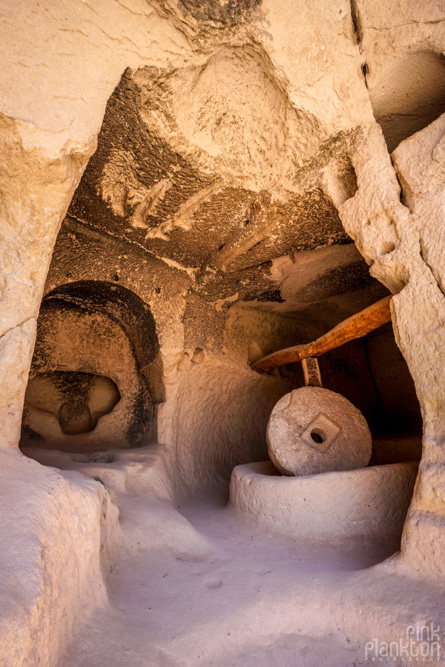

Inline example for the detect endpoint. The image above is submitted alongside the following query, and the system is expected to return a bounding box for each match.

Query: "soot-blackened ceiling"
[66,67,382,309]
[61,60,388,316]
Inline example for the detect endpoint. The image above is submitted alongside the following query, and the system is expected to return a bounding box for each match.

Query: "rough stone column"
[0,116,94,447]
[392,115,445,576]
[339,115,445,576]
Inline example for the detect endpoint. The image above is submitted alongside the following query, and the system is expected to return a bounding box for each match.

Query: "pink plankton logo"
[365,624,441,662]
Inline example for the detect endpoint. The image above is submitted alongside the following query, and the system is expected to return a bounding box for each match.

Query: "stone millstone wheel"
[266,387,372,476]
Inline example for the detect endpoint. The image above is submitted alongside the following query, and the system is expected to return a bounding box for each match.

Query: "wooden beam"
[251,294,392,373]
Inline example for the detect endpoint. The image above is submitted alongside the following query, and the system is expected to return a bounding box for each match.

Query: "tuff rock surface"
[0,0,444,664]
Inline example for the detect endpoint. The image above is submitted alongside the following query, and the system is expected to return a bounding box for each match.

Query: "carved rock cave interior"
[1,1,445,665]
[20,71,423,462]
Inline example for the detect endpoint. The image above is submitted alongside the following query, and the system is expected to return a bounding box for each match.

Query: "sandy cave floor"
[23,446,445,667]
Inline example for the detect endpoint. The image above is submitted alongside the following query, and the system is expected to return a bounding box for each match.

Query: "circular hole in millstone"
[310,428,326,445]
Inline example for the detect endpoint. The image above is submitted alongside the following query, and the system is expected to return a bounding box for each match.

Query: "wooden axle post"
[301,357,323,387]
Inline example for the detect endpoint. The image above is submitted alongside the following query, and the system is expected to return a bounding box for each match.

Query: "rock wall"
[336,114,445,575]
[0,447,119,665]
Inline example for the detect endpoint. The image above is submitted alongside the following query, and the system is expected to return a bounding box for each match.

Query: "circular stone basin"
[229,461,418,543]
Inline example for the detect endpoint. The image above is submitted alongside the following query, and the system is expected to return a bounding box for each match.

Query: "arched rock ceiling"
[67,66,382,314]
[24,0,442,326]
